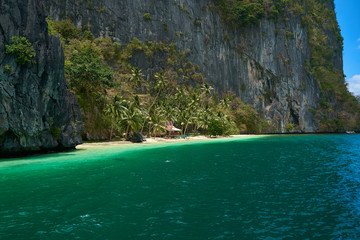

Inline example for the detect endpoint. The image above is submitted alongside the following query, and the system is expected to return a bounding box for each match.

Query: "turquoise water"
[1,135,360,239]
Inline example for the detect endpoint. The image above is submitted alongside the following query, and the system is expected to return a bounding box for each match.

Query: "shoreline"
[77,132,359,150]
[1,133,356,159]
[76,135,266,150]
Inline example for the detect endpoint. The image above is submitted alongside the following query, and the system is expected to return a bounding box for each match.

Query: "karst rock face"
[45,0,329,132]
[0,0,83,155]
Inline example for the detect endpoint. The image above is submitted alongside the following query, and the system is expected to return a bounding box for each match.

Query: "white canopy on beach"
[162,121,182,132]
[171,126,182,132]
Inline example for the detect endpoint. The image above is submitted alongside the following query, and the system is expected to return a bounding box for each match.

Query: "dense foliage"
[48,19,268,140]
[5,36,36,65]
[212,0,299,27]
[213,0,360,131]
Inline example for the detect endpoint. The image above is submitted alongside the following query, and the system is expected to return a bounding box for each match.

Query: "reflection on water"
[1,135,360,239]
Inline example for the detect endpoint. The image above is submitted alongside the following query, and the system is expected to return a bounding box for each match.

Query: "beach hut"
[162,121,182,137]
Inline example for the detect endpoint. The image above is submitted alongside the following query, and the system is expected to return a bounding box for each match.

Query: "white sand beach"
[76,135,266,150]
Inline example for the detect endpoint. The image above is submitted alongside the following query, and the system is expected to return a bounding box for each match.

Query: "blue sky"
[334,0,360,95]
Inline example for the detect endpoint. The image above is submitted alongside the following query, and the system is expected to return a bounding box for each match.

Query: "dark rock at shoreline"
[0,0,83,155]
[128,132,146,143]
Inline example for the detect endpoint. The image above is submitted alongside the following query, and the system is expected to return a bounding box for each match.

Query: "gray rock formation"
[0,0,83,155]
[46,0,321,132]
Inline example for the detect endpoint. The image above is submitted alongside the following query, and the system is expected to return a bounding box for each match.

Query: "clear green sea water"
[1,135,360,239]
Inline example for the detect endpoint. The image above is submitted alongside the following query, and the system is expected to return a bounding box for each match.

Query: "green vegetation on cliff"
[212,0,300,27]
[213,0,360,132]
[5,36,36,65]
[47,19,269,140]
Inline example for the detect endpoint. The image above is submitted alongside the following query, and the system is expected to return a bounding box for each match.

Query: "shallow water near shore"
[1,135,360,239]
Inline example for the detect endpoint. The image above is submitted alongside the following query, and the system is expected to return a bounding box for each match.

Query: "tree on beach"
[208,119,224,137]
[148,106,167,136]
[104,96,127,140]
[118,97,144,139]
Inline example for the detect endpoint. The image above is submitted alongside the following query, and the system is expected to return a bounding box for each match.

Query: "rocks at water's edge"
[0,0,83,156]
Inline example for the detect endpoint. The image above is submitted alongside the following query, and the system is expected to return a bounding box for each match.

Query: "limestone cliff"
[45,0,326,133]
[0,0,83,155]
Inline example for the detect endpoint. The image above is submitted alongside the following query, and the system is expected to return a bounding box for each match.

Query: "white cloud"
[347,75,360,95]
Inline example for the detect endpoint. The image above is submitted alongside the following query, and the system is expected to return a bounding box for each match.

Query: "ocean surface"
[1,135,360,239]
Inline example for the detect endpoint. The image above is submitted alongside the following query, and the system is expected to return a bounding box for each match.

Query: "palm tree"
[118,98,143,139]
[220,97,231,110]
[149,106,167,137]
[200,83,214,97]
[183,92,200,135]
[197,105,214,135]
[104,95,126,140]
[140,71,168,134]
[129,67,145,92]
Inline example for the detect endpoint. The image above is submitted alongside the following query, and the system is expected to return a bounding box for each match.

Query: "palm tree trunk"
[184,110,195,136]
[125,124,130,140]
[109,121,114,141]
